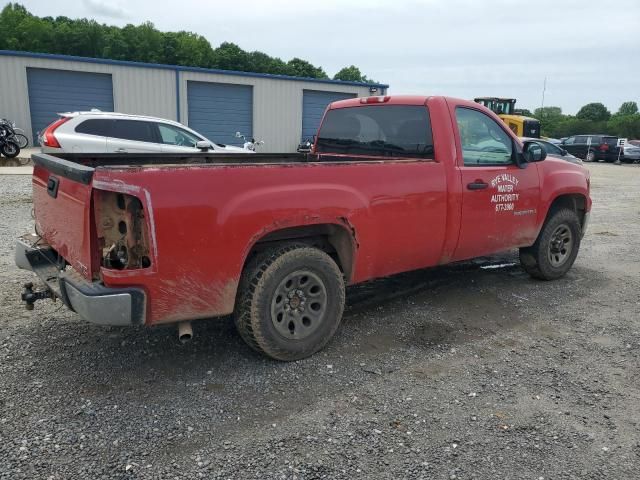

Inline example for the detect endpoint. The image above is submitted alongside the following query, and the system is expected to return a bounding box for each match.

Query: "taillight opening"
[41,116,69,148]
[599,143,609,152]
[94,190,152,271]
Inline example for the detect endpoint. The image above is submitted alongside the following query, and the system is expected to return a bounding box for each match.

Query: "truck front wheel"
[235,244,345,361]
[519,208,582,280]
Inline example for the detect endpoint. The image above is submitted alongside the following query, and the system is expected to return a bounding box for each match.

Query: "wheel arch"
[544,193,588,230]
[242,222,357,283]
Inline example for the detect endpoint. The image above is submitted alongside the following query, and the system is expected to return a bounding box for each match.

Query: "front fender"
[536,162,591,231]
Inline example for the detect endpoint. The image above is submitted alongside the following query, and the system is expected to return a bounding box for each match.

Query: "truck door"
[453,106,541,260]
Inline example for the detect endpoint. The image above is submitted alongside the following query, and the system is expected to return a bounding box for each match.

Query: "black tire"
[1,141,19,158]
[235,244,345,361]
[519,208,582,280]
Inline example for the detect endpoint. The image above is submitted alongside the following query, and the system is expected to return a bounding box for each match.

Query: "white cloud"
[82,0,129,20]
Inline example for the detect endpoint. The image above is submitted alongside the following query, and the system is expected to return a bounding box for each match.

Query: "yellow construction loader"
[474,97,541,138]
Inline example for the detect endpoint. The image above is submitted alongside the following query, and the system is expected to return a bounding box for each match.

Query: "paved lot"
[1,163,639,479]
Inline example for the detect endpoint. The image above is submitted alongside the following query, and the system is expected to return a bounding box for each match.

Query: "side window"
[563,137,575,145]
[574,136,588,144]
[75,119,113,136]
[111,120,159,143]
[157,124,201,148]
[455,108,513,166]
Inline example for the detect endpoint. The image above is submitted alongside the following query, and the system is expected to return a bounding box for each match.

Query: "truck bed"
[36,152,314,168]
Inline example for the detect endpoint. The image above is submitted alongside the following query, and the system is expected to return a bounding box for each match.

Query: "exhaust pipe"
[178,321,193,344]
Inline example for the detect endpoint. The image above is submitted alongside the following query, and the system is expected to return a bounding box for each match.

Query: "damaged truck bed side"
[16,96,592,360]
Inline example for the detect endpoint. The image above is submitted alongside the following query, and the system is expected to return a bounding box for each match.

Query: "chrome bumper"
[15,238,146,326]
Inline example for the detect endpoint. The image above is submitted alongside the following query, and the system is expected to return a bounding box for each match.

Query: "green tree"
[333,65,374,83]
[0,3,374,81]
[607,114,640,138]
[533,106,564,137]
[286,58,328,79]
[576,102,611,122]
[551,117,607,138]
[616,101,638,116]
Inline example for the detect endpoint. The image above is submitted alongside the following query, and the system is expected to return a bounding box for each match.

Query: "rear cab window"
[315,105,434,159]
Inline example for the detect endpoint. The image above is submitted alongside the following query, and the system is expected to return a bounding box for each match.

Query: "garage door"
[27,68,114,143]
[187,81,253,147]
[302,90,357,140]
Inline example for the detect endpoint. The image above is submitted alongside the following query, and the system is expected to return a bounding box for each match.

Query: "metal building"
[0,50,388,152]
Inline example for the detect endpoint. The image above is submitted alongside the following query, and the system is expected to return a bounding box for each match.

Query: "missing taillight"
[94,190,151,270]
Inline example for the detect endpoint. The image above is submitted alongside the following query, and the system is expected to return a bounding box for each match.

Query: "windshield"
[315,105,434,159]
[475,98,515,115]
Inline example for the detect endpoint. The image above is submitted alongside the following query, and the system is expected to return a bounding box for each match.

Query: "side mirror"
[560,148,568,156]
[196,140,212,151]
[522,141,546,163]
[235,131,242,138]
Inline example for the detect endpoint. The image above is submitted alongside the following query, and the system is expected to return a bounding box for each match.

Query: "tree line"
[0,3,375,83]
[523,101,640,139]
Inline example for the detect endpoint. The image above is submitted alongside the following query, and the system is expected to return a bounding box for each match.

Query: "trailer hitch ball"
[21,282,52,310]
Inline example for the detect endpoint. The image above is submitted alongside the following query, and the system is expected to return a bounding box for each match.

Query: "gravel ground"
[1,163,639,479]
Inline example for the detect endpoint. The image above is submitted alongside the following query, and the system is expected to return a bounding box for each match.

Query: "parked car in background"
[543,137,563,145]
[38,111,252,154]
[521,137,581,164]
[623,140,640,163]
[560,134,619,162]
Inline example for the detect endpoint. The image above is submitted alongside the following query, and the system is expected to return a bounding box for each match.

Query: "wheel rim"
[548,223,573,267]
[3,143,17,155]
[586,152,595,161]
[270,270,328,340]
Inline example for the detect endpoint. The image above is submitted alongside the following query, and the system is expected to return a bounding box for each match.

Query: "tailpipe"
[178,321,193,344]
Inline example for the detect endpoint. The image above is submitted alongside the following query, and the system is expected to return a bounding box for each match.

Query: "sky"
[15,0,640,114]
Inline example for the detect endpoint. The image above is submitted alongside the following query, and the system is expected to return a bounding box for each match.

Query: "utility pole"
[540,76,547,110]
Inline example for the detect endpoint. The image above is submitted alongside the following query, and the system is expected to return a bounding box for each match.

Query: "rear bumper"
[15,238,146,326]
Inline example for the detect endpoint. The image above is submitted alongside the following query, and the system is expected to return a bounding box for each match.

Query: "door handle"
[115,148,127,153]
[467,181,488,190]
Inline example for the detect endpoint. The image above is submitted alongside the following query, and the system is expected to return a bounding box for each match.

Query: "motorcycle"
[297,138,313,153]
[0,119,21,158]
[1,118,28,148]
[235,131,264,152]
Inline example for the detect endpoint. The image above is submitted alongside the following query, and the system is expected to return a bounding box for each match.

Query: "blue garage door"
[27,68,114,143]
[302,90,356,140]
[187,81,253,147]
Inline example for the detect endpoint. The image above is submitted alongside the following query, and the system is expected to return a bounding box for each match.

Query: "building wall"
[0,55,176,145]
[179,71,371,152]
[0,53,380,152]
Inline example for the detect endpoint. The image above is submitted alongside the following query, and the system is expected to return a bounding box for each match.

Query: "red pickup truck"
[16,96,591,360]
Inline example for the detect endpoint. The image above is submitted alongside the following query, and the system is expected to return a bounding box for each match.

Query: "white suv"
[38,111,251,154]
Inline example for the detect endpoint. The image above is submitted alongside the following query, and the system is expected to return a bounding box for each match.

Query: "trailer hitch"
[21,282,53,310]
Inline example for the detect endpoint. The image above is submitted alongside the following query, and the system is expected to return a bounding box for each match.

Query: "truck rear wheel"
[235,244,345,361]
[519,208,581,280]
